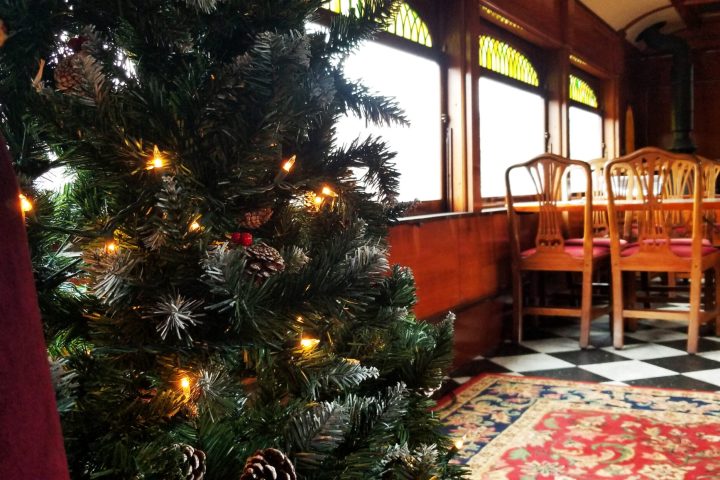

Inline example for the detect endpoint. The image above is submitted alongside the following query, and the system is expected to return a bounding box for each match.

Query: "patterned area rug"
[436,374,720,479]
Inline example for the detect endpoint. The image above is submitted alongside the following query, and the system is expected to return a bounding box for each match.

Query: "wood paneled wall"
[388,213,510,319]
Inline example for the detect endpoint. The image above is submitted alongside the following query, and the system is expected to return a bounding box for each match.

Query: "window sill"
[394,207,508,225]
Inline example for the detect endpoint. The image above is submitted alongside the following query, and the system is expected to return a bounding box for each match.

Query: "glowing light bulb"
[313,196,323,206]
[300,337,320,350]
[189,220,201,232]
[105,240,118,253]
[282,155,296,173]
[147,145,164,169]
[453,438,464,449]
[321,185,337,197]
[180,376,191,391]
[18,194,33,213]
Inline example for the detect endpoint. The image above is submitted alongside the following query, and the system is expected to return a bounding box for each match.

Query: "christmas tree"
[0,0,462,478]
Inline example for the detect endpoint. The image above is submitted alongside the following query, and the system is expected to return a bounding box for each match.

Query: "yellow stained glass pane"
[321,1,432,47]
[569,74,598,108]
[478,35,539,87]
[322,0,360,15]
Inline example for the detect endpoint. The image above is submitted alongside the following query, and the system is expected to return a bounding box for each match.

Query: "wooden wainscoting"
[388,212,517,319]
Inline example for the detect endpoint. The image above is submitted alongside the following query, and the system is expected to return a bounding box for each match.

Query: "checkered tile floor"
[437,316,720,399]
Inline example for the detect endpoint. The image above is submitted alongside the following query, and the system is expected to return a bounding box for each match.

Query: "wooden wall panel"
[692,50,720,157]
[388,213,512,319]
[569,3,624,75]
[484,0,563,46]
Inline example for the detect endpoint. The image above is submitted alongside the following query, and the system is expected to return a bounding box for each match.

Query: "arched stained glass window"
[569,74,598,108]
[478,35,539,87]
[322,1,432,47]
[386,3,432,47]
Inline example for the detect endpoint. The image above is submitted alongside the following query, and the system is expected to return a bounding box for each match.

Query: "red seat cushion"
[565,237,628,248]
[620,239,718,258]
[521,245,610,259]
[665,237,712,246]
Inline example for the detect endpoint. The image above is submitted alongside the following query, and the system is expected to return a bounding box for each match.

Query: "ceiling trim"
[621,5,674,32]
[671,0,701,28]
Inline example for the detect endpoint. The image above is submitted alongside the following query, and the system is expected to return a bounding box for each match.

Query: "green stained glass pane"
[569,74,598,108]
[478,35,539,87]
[322,1,432,47]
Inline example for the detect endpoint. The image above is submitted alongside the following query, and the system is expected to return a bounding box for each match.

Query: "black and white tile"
[436,317,720,399]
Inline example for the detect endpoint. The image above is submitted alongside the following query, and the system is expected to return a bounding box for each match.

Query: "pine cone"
[178,444,206,480]
[54,53,86,92]
[238,207,273,229]
[244,242,285,280]
[239,448,296,480]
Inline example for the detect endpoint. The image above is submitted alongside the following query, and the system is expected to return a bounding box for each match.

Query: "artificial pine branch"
[2,0,461,477]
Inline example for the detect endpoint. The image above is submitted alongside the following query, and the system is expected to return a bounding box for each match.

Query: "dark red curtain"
[0,136,70,479]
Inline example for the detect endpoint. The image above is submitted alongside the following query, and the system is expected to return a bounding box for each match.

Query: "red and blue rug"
[436,374,720,479]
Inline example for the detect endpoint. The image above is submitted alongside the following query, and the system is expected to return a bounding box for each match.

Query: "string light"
[313,195,324,207]
[275,154,297,182]
[189,219,201,232]
[282,155,296,173]
[147,145,165,170]
[321,185,337,197]
[179,376,192,396]
[18,194,33,213]
[104,240,118,253]
[453,438,464,450]
[300,337,320,350]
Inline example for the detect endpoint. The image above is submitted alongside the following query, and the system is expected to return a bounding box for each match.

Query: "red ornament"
[231,232,253,246]
[67,36,87,52]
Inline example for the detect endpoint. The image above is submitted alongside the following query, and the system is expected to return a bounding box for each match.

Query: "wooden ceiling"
[580,0,720,46]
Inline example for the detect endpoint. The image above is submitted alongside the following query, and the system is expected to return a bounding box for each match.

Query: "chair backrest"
[604,147,703,256]
[699,156,720,242]
[588,157,609,237]
[506,153,592,260]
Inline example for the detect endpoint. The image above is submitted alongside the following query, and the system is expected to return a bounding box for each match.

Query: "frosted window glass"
[569,106,603,161]
[479,76,545,198]
[568,106,603,193]
[336,41,442,202]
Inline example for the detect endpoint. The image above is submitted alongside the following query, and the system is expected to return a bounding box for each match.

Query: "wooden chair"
[604,147,720,353]
[506,154,610,348]
[700,157,720,246]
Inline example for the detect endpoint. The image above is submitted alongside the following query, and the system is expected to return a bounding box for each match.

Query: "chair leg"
[668,272,677,300]
[579,269,592,349]
[512,269,523,344]
[688,268,702,354]
[611,267,624,349]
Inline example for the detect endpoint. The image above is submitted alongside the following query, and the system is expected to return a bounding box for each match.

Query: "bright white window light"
[569,106,603,160]
[568,106,603,192]
[479,76,545,198]
[336,41,442,202]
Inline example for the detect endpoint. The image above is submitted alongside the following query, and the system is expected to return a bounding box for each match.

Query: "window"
[323,1,443,206]
[568,74,602,161]
[478,36,545,198]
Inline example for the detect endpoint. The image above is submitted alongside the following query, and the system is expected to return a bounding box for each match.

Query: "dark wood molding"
[672,0,702,29]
